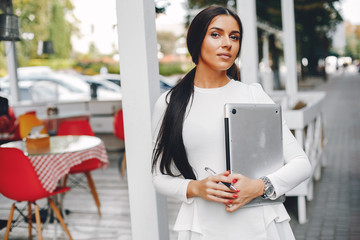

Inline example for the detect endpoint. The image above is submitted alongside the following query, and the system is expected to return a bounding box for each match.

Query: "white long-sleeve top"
[152,80,311,239]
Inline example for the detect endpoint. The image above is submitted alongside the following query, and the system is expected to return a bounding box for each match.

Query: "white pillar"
[116,1,168,239]
[237,0,259,84]
[5,41,19,104]
[281,0,298,96]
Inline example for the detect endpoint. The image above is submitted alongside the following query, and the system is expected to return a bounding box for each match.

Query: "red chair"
[0,148,73,240]
[113,109,126,176]
[57,120,102,216]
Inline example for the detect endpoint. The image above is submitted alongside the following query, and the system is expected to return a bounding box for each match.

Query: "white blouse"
[152,80,311,239]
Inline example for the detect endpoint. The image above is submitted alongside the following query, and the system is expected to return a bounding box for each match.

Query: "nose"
[222,36,232,49]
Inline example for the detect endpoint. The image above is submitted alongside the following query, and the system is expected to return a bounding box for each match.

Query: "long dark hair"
[152,6,243,180]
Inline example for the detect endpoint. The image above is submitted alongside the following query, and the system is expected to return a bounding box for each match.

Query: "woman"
[152,5,311,240]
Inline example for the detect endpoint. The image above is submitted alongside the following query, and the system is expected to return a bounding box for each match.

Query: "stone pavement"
[287,71,360,240]
[99,70,360,240]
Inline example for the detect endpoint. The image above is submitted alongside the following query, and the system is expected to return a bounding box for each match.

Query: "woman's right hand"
[186,171,238,204]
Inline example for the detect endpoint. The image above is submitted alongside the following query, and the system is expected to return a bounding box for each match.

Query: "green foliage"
[159,62,194,76]
[345,33,360,59]
[73,58,120,75]
[188,0,228,8]
[12,0,76,59]
[49,1,72,59]
[27,58,76,70]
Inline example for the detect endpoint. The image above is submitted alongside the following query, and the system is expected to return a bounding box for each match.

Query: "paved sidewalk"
[288,71,360,240]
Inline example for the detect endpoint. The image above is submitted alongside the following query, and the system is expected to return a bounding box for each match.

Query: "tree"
[11,0,76,61]
[48,0,74,59]
[344,23,360,60]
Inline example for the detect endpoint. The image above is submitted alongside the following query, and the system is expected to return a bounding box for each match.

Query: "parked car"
[93,73,175,93]
[0,79,90,104]
[0,67,122,103]
[81,75,122,100]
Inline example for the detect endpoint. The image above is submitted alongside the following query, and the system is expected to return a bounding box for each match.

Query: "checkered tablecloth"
[29,141,108,193]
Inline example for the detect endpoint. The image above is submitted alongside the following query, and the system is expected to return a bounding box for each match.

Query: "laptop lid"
[224,103,285,207]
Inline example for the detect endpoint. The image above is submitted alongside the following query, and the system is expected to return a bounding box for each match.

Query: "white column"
[116,1,168,239]
[281,0,298,96]
[5,41,19,104]
[237,0,259,84]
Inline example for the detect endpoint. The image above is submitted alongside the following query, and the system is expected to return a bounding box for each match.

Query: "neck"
[194,65,230,88]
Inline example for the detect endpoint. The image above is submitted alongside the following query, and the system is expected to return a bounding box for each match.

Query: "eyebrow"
[209,27,240,34]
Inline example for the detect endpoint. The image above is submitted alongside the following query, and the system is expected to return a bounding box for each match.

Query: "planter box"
[270,91,326,224]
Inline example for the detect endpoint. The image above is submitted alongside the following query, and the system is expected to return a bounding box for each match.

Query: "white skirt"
[177,220,295,240]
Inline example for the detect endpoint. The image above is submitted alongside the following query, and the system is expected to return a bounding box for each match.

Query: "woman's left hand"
[225,173,264,212]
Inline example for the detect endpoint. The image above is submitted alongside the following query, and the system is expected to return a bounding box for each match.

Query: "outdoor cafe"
[0,0,329,239]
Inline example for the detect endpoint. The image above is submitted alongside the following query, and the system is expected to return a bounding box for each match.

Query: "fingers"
[225,202,242,212]
[208,192,238,205]
[209,174,238,188]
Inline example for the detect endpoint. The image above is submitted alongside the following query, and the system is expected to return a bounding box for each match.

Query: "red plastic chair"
[0,147,73,240]
[57,119,102,216]
[113,109,126,176]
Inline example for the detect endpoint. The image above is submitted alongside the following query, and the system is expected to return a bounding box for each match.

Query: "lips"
[217,53,232,60]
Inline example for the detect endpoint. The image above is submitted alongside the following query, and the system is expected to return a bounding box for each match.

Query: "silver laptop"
[224,103,285,207]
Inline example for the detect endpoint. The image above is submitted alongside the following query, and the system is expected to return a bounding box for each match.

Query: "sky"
[71,0,359,55]
[338,0,360,24]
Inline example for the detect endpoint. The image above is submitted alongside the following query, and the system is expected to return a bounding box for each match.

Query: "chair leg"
[85,172,101,216]
[48,198,73,240]
[4,203,15,240]
[60,174,69,213]
[28,202,32,240]
[61,175,68,198]
[120,152,127,177]
[34,204,43,240]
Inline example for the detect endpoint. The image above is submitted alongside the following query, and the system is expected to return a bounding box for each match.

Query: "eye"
[210,32,220,38]
[230,35,240,41]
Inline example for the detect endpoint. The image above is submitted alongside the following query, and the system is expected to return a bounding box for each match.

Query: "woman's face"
[198,15,240,72]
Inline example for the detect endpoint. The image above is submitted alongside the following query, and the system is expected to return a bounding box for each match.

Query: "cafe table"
[0,135,108,193]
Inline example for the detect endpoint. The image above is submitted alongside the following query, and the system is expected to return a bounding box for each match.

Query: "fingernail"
[232,179,237,183]
[233,194,238,198]
[236,189,240,192]
[228,200,233,204]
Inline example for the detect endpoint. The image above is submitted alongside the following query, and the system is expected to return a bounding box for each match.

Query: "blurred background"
[0,0,359,103]
[0,1,359,239]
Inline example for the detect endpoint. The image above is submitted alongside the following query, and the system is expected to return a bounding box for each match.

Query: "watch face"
[265,185,275,197]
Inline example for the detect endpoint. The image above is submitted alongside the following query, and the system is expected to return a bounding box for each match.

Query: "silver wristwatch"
[260,176,275,199]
